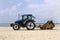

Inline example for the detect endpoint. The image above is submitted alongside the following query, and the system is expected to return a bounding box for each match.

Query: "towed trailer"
[10,14,55,30]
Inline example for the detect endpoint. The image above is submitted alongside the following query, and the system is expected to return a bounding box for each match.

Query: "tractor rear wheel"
[26,21,36,30]
[13,24,20,30]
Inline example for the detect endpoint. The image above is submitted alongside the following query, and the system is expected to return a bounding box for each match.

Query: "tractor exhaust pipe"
[18,14,20,20]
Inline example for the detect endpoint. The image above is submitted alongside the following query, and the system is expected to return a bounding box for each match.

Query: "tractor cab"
[22,14,35,21]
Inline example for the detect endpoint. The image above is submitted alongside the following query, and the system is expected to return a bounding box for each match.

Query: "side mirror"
[32,16,36,18]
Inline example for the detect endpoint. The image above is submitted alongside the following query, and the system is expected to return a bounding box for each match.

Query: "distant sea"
[0,23,60,27]
[0,23,10,27]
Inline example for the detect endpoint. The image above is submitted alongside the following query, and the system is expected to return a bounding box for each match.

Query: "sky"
[0,0,60,23]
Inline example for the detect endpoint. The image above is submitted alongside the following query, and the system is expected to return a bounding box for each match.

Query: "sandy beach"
[0,26,60,40]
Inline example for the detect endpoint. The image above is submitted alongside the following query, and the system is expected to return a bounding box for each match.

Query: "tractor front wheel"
[26,21,36,30]
[13,24,20,30]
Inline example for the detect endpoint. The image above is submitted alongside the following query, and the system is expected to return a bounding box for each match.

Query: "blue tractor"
[10,14,36,30]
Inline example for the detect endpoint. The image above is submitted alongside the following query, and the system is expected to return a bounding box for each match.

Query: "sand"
[0,26,60,40]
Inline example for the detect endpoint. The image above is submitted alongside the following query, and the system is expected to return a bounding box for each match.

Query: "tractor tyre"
[26,21,36,30]
[13,24,20,30]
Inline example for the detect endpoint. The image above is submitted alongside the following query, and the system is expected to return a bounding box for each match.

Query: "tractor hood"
[15,20,22,23]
